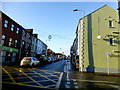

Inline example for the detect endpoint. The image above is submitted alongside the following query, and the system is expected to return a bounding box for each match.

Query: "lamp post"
[73,9,85,72]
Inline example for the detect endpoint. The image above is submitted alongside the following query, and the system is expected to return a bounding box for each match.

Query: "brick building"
[1,12,22,65]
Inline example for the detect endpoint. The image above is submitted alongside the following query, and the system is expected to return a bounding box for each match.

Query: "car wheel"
[31,63,34,67]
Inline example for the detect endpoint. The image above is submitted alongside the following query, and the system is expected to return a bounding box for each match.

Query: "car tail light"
[28,60,32,63]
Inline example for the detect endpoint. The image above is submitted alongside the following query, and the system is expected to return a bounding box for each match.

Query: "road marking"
[46,84,56,88]
[67,72,70,79]
[74,82,77,85]
[2,68,16,83]
[110,85,120,89]
[14,68,46,88]
[20,79,50,84]
[72,79,76,81]
[75,86,79,88]
[65,84,70,88]
[32,68,62,74]
[2,81,50,89]
[66,82,70,85]
[55,72,63,88]
[67,79,70,81]
[40,69,59,78]
[13,75,39,79]
[28,69,57,83]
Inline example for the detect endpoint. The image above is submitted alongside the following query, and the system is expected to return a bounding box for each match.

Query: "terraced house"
[71,5,119,74]
[1,12,47,65]
[1,12,22,65]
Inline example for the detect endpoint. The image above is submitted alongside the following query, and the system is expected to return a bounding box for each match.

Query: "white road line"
[67,72,69,79]
[66,82,70,85]
[110,85,120,89]
[67,79,70,81]
[55,72,63,88]
[65,84,70,88]
[74,82,77,85]
[72,79,77,81]
[75,86,79,88]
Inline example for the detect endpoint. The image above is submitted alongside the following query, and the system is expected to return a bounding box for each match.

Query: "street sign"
[48,35,52,41]
[106,53,110,57]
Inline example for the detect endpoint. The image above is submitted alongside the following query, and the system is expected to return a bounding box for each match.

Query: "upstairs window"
[15,40,18,47]
[2,35,6,45]
[109,21,114,28]
[16,28,19,34]
[9,38,13,46]
[110,38,115,45]
[4,20,8,28]
[11,24,15,31]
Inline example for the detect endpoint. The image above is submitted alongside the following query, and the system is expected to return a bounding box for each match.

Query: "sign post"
[106,53,110,75]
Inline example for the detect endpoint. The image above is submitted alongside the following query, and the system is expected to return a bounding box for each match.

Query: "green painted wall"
[81,5,119,73]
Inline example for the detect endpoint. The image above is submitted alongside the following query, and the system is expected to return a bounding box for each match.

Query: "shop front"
[1,46,19,65]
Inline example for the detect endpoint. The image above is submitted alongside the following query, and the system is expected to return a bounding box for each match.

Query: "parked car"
[38,57,50,65]
[20,57,40,67]
[47,57,53,62]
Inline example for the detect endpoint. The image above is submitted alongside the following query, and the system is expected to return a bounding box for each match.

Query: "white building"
[37,39,47,57]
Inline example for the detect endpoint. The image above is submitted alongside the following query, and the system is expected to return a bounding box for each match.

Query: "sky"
[1,2,118,56]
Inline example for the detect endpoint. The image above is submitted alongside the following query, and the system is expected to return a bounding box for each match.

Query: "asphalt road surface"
[2,60,66,90]
[1,60,120,90]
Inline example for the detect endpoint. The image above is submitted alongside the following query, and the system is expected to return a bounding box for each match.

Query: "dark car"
[38,57,50,65]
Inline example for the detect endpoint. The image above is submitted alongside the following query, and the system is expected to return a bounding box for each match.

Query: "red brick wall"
[2,13,22,49]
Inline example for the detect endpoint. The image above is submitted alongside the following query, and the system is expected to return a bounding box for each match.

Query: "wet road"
[1,60,120,90]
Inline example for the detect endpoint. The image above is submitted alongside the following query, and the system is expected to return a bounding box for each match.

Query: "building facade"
[70,38,78,68]
[118,0,120,74]
[72,5,119,74]
[31,33,38,57]
[1,12,22,64]
[37,39,47,57]
[0,12,2,63]
[1,12,48,64]
[20,29,33,59]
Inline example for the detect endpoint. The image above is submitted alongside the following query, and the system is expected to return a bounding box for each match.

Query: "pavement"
[60,60,120,90]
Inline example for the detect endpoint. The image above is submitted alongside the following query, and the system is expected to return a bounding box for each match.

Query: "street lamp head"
[73,9,79,11]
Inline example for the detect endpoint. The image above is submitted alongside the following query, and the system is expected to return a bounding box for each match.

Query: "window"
[15,40,18,47]
[110,38,115,45]
[2,35,6,45]
[22,41,25,48]
[4,20,8,28]
[11,24,15,31]
[9,38,13,46]
[109,21,114,27]
[16,28,19,34]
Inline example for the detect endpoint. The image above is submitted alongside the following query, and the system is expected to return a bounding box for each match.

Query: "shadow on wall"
[86,14,95,72]
[103,39,120,44]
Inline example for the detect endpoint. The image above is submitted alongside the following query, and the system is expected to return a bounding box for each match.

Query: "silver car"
[20,57,40,67]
